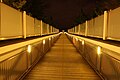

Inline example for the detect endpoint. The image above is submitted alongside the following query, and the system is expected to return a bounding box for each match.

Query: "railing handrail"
[0,33,60,55]
[0,49,26,63]
[67,33,120,56]
[102,51,120,62]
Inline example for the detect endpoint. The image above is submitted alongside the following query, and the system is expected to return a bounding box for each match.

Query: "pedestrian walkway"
[24,34,101,80]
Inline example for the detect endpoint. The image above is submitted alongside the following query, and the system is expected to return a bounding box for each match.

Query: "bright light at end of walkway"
[97,46,101,55]
[43,40,45,45]
[27,45,32,53]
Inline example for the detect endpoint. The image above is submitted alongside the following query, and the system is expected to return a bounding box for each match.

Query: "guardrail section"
[0,2,59,40]
[66,33,120,80]
[0,3,23,38]
[0,33,61,80]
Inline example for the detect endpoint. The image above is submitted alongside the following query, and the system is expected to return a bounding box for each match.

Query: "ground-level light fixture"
[43,40,46,45]
[27,45,32,53]
[82,40,85,45]
[76,38,78,41]
[97,46,101,55]
[49,38,51,41]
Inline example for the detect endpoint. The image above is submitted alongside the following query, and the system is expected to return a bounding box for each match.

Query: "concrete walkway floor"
[24,34,101,80]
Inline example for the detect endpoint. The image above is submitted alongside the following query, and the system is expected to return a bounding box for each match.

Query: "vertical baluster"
[85,21,88,36]
[40,20,43,36]
[0,0,2,2]
[6,61,9,80]
[1,62,4,80]
[1,62,3,80]
[103,11,108,40]
[23,11,27,39]
[0,63,2,80]
[10,59,13,80]
[4,62,6,80]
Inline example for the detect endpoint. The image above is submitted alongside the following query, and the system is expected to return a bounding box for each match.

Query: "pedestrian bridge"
[0,32,120,80]
[23,34,101,80]
[0,1,120,80]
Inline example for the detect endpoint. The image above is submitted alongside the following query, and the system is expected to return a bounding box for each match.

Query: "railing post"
[76,26,78,34]
[53,27,55,33]
[51,26,53,33]
[75,26,76,33]
[103,11,108,40]
[47,24,49,34]
[40,20,43,36]
[23,11,26,39]
[79,24,81,35]
[0,0,2,2]
[74,26,75,33]
[85,21,88,36]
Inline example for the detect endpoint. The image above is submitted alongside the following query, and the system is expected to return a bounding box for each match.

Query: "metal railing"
[0,33,61,80]
[68,8,120,41]
[66,33,120,80]
[100,48,120,80]
[0,49,28,80]
[0,2,59,40]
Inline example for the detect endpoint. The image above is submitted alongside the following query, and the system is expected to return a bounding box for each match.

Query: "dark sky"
[29,0,120,30]
[42,0,94,29]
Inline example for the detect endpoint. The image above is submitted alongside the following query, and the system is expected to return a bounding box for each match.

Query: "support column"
[23,11,26,39]
[103,11,108,40]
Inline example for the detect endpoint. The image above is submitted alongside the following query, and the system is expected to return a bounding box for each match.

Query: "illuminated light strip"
[0,38,6,40]
[0,34,59,55]
[27,45,32,53]
[76,38,78,41]
[49,38,51,41]
[82,40,84,45]
[43,40,45,45]
[68,33,120,54]
[97,46,101,55]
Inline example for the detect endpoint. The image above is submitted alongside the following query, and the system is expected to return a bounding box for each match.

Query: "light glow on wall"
[82,41,84,45]
[49,38,51,41]
[79,39,82,41]
[76,38,78,41]
[1,38,5,40]
[52,36,54,39]
[27,45,32,53]
[43,40,45,45]
[97,46,101,55]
